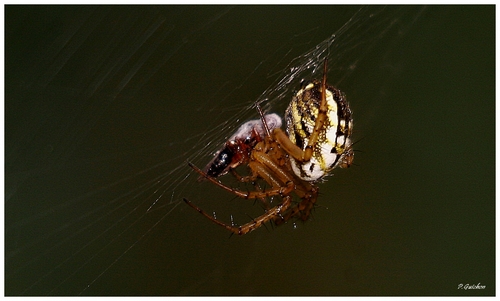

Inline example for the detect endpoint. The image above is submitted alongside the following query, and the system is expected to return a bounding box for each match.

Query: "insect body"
[203,113,282,178]
[185,59,353,235]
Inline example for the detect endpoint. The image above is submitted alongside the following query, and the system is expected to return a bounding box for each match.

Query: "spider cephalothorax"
[184,58,353,235]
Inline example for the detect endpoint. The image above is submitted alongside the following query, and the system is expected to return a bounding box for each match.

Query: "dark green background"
[5,6,495,296]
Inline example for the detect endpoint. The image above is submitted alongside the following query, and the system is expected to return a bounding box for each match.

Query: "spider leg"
[303,58,329,162]
[188,161,294,199]
[229,169,270,209]
[255,103,272,137]
[274,186,319,225]
[255,101,308,164]
[230,168,257,183]
[273,128,306,161]
[273,59,330,164]
[184,195,292,235]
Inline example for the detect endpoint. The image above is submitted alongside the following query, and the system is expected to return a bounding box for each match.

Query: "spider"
[184,58,353,235]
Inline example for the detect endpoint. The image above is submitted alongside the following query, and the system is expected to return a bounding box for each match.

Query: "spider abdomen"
[285,80,353,182]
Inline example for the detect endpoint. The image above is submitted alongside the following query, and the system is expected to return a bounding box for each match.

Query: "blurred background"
[5,5,494,296]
